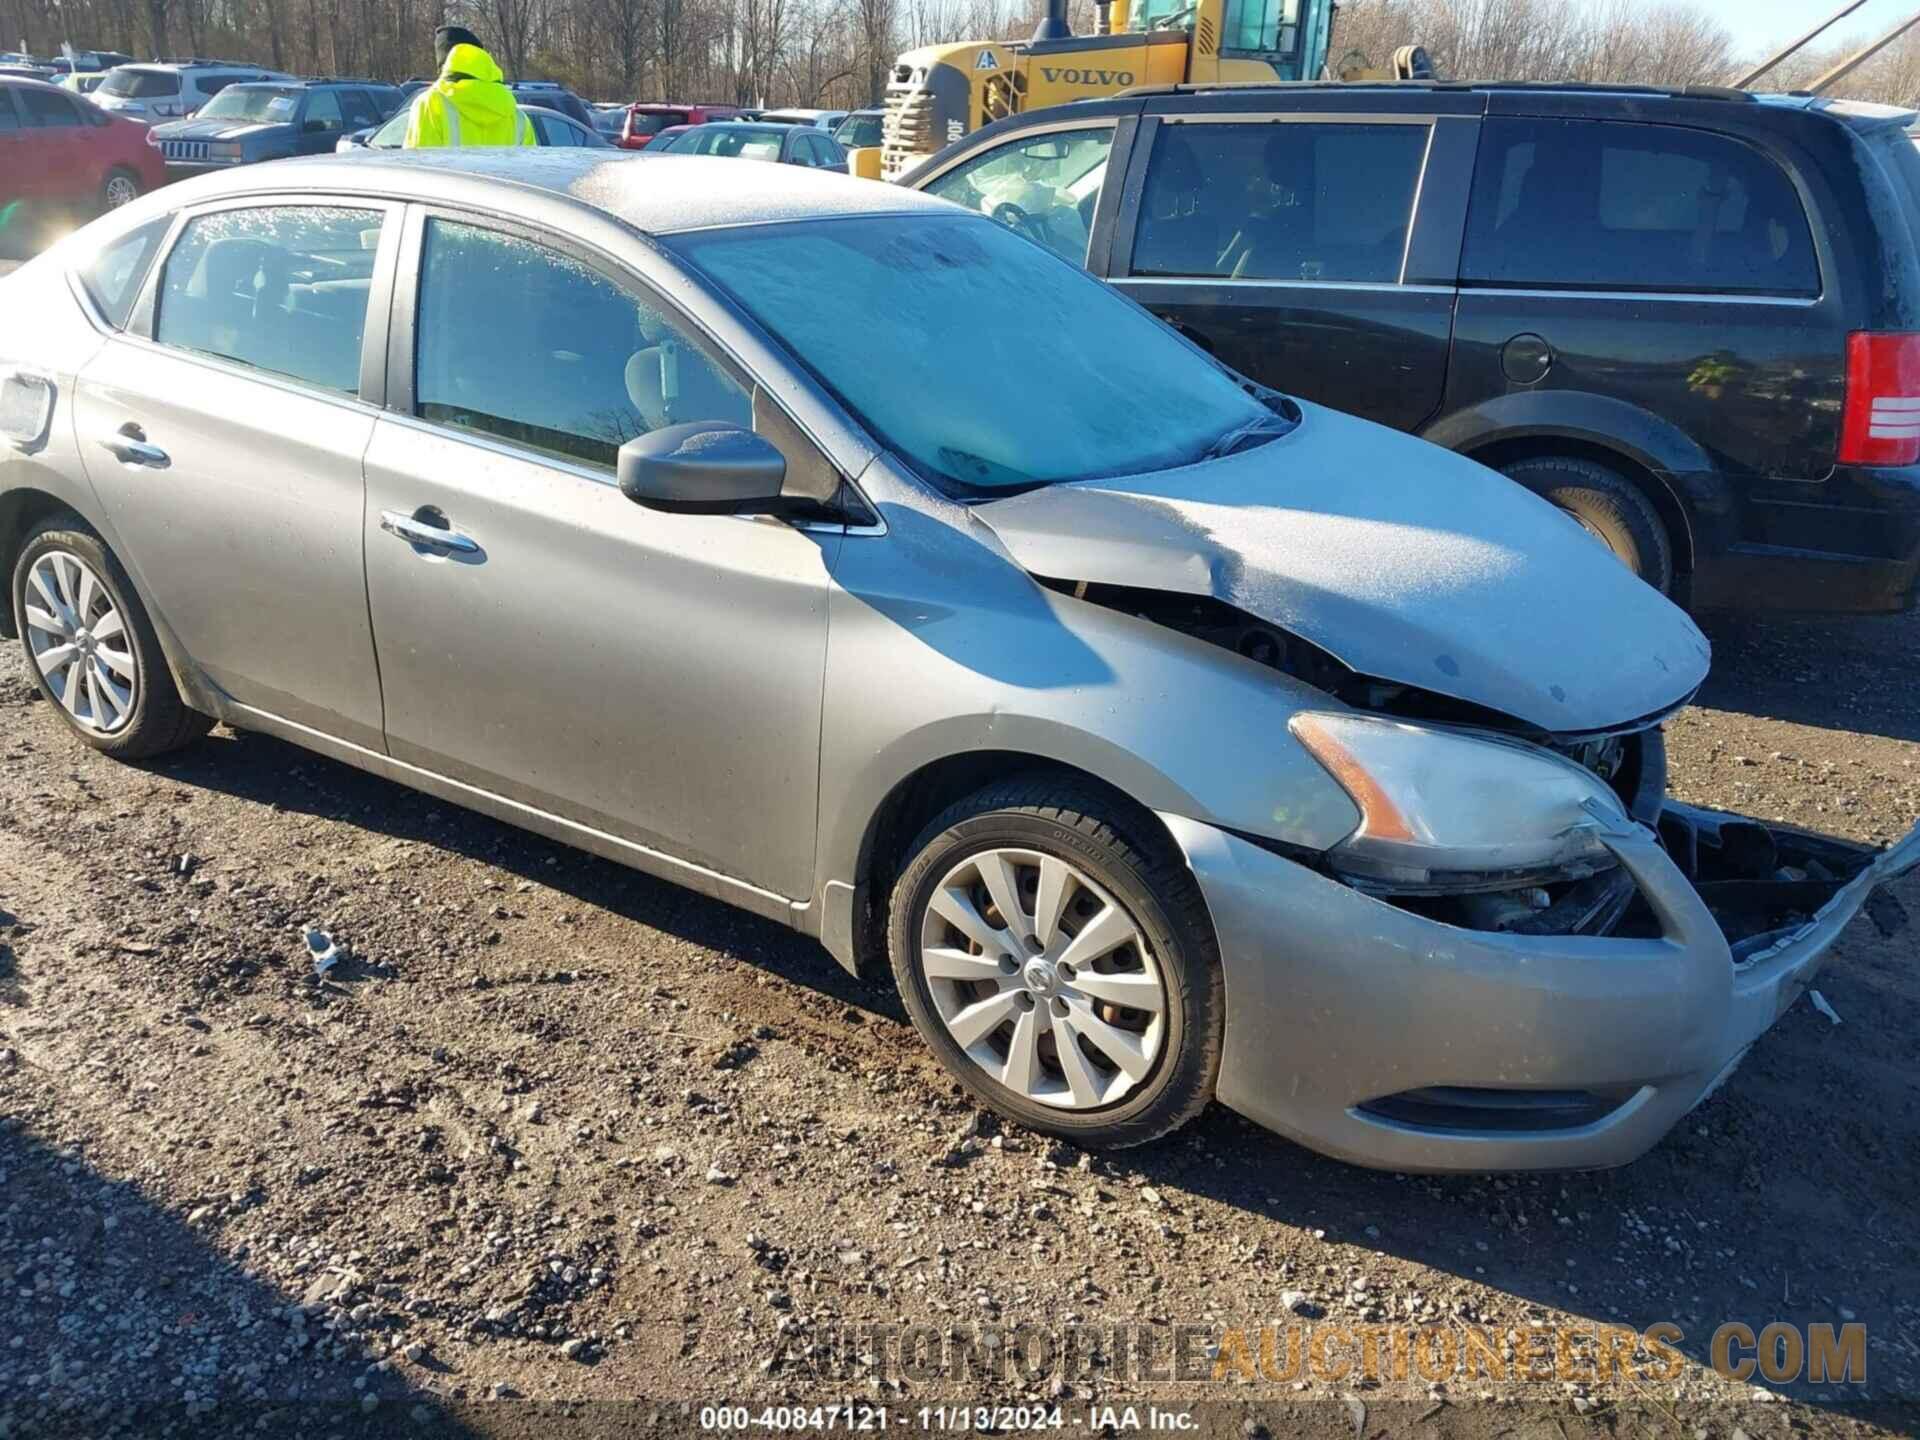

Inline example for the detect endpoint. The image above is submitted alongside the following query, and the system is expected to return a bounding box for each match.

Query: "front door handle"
[380,509,481,555]
[97,423,170,469]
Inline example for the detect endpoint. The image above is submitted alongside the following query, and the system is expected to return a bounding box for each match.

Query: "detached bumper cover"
[1166,805,1920,1172]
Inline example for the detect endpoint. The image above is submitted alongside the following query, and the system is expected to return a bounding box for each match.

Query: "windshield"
[671,214,1275,495]
[372,109,407,145]
[628,110,685,135]
[100,67,180,98]
[834,112,883,147]
[196,85,301,122]
[664,125,784,159]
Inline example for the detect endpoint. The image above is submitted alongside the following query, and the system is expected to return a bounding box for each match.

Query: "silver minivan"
[3,153,1914,1170]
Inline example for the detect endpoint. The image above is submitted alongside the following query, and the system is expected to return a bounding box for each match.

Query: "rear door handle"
[97,429,170,468]
[380,509,481,555]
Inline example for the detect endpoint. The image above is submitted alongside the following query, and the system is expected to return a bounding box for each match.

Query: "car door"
[296,89,346,154]
[0,86,46,204]
[14,85,90,207]
[73,199,399,749]
[1107,110,1468,432]
[362,209,839,903]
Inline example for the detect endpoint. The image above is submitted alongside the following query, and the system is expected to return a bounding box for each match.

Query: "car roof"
[170,150,950,234]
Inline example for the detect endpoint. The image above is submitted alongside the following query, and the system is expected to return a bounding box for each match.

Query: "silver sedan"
[3,152,1915,1168]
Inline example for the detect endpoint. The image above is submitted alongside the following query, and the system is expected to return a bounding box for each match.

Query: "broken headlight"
[1290,712,1627,891]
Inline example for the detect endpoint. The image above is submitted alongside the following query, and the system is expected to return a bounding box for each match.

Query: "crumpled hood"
[974,403,1710,734]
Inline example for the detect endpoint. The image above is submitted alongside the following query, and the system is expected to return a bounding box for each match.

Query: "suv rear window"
[100,68,180,97]
[1463,116,1818,297]
[1128,121,1429,284]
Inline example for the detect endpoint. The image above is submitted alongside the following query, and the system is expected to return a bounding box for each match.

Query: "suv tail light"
[1840,331,1920,465]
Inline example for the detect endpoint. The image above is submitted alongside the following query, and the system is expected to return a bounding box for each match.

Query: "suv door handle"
[380,509,481,555]
[97,424,170,468]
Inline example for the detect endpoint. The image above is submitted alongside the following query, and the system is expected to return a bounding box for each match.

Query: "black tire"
[887,778,1223,1149]
[1501,455,1674,594]
[99,166,141,214]
[10,516,211,761]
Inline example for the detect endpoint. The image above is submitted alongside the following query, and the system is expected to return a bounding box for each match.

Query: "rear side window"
[18,87,81,127]
[101,69,180,98]
[1129,121,1429,283]
[339,89,378,128]
[1463,117,1818,296]
[0,87,18,130]
[80,216,172,329]
[154,205,383,394]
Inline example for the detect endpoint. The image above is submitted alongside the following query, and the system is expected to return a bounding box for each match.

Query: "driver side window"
[922,127,1113,266]
[413,218,751,470]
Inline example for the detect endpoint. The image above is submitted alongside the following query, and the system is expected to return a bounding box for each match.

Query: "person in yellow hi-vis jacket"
[404,26,536,148]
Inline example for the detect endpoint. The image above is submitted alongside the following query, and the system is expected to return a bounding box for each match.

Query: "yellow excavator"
[875,0,1431,180]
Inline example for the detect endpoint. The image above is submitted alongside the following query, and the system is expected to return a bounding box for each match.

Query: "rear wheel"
[100,167,141,212]
[1501,455,1674,594]
[887,779,1222,1149]
[11,518,210,760]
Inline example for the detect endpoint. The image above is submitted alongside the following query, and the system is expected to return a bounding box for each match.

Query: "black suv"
[901,83,1920,614]
[148,77,404,177]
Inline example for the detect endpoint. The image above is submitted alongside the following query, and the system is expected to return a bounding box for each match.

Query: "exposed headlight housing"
[1290,712,1628,890]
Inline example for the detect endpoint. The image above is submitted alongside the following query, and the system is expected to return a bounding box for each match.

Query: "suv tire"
[1501,456,1674,594]
[888,779,1223,1149]
[11,516,211,760]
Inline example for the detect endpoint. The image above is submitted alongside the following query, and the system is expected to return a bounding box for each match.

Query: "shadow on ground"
[0,1119,487,1438]
[130,722,1920,1416]
[1693,605,1920,743]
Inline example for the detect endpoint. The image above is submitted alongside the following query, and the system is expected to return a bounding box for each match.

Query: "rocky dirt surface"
[1,593,1918,1440]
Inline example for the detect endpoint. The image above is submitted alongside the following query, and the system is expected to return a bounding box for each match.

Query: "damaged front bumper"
[1162,804,1920,1173]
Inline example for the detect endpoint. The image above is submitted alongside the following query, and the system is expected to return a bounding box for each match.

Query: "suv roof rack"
[1114,78,1757,102]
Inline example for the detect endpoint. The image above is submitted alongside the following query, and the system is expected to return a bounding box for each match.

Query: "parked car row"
[897,81,1920,615]
[3,151,1916,1173]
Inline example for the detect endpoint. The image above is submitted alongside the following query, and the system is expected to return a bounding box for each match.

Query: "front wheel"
[887,780,1223,1149]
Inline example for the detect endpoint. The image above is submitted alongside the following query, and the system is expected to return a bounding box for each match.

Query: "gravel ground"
[1,593,1917,1440]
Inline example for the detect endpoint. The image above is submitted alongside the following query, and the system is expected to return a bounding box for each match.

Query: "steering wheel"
[990,201,1049,246]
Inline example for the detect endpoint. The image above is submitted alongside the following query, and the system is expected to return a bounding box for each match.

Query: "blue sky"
[1639,0,1889,57]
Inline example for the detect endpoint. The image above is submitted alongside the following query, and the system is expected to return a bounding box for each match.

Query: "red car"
[0,77,165,232]
[618,102,741,150]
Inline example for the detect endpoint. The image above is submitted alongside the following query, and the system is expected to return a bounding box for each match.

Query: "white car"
[93,60,290,121]
[758,107,849,130]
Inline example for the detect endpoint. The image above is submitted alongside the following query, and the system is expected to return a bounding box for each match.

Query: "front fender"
[811,500,1364,964]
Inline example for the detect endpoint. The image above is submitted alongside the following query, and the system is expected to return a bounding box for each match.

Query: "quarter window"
[80,216,172,329]
[154,205,384,394]
[923,127,1114,266]
[1129,121,1428,283]
[412,219,750,470]
[1462,117,1819,296]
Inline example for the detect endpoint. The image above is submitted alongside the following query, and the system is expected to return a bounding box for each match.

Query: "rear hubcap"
[22,550,137,734]
[918,846,1166,1111]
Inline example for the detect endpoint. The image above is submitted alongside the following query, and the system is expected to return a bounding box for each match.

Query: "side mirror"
[304,118,328,133]
[618,422,787,514]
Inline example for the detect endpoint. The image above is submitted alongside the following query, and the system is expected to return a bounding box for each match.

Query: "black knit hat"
[434,24,483,65]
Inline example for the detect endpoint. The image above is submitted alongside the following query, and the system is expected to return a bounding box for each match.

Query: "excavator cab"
[879,0,1337,180]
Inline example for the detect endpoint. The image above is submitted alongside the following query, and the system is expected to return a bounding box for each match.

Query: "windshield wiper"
[1200,412,1294,462]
